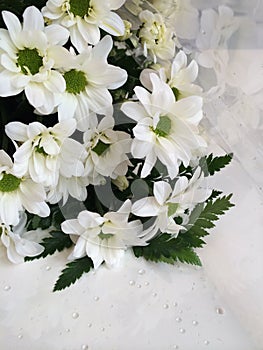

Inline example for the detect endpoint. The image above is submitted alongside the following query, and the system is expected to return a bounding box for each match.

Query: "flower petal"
[121,102,148,122]
[15,238,44,257]
[100,12,125,36]
[5,121,28,142]
[1,53,20,72]
[77,19,100,46]
[0,71,23,96]
[62,219,84,235]
[70,24,90,52]
[43,70,65,93]
[45,24,69,45]
[57,94,78,121]
[141,152,157,178]
[132,197,160,217]
[153,181,172,206]
[23,6,44,31]
[6,242,24,264]
[109,0,126,10]
[72,237,87,258]
[2,11,22,44]
[25,83,45,108]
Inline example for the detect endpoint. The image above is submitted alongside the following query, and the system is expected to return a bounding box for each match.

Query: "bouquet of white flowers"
[0,0,234,291]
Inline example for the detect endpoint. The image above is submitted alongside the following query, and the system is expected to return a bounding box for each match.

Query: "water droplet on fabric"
[216,307,224,315]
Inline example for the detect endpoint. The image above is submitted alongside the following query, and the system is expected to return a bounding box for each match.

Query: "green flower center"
[168,203,179,217]
[64,69,88,94]
[98,233,114,240]
[17,48,43,75]
[154,116,172,137]
[92,140,110,156]
[69,0,90,17]
[0,173,21,192]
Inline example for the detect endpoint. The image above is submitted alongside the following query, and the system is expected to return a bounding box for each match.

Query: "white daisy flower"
[5,119,86,187]
[61,200,146,269]
[121,74,206,179]
[83,115,131,185]
[138,10,175,63]
[0,6,69,115]
[0,212,47,264]
[0,150,50,226]
[55,35,127,128]
[148,0,199,40]
[132,167,211,240]
[140,50,202,99]
[42,0,125,51]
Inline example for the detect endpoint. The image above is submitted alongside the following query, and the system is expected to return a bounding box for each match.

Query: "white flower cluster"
[0,1,215,270]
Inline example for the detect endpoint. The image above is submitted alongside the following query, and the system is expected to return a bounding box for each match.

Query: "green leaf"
[185,194,234,239]
[200,153,233,176]
[133,194,234,267]
[208,189,223,200]
[25,230,73,261]
[53,256,93,292]
[26,204,65,231]
[133,234,202,266]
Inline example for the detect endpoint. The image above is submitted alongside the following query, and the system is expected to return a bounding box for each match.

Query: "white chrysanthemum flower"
[42,0,125,51]
[61,200,146,269]
[121,74,206,179]
[0,150,50,226]
[83,115,131,185]
[132,167,211,240]
[54,35,127,128]
[138,10,175,63]
[5,119,86,187]
[148,0,199,40]
[0,6,69,114]
[140,50,202,99]
[47,174,89,205]
[0,212,47,264]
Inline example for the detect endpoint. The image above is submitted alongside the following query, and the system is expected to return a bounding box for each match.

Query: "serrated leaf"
[208,190,223,200]
[133,194,234,267]
[133,234,202,266]
[25,230,73,261]
[53,256,93,292]
[185,194,234,239]
[200,153,233,176]
[26,205,65,231]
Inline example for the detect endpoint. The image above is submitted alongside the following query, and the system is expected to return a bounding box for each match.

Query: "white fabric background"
[0,155,262,350]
